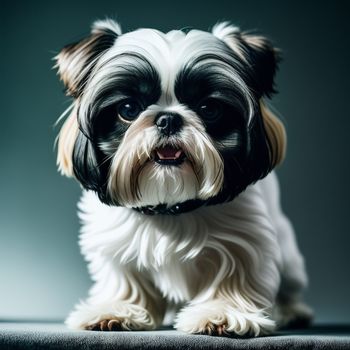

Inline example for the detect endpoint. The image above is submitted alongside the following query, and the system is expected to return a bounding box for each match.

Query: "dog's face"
[56,20,285,212]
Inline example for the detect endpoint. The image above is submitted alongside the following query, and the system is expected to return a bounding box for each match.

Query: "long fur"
[66,172,310,335]
[55,19,312,336]
[107,104,224,207]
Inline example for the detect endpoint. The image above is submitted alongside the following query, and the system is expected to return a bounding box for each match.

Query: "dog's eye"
[118,100,143,122]
[198,99,222,122]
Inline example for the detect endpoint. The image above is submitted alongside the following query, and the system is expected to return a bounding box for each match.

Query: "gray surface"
[0,323,350,350]
[1,0,350,323]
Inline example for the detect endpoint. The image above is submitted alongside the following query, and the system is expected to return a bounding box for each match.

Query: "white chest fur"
[78,174,281,306]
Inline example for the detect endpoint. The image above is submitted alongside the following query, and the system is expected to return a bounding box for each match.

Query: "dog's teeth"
[156,147,183,160]
[175,150,182,159]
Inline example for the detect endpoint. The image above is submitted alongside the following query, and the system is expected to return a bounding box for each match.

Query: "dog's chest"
[78,189,276,304]
[79,191,219,301]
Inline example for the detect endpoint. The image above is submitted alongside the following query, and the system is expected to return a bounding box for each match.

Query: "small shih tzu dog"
[55,19,312,336]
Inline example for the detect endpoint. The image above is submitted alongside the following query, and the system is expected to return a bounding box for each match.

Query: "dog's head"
[55,19,286,214]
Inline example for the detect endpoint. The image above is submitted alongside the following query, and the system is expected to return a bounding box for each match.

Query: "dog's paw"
[65,301,156,331]
[199,322,229,336]
[85,319,123,331]
[175,300,275,337]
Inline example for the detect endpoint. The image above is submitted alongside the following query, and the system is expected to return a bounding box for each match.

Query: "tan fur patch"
[56,104,79,177]
[260,101,286,167]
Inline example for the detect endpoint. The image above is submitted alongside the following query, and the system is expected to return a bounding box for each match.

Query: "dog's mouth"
[153,146,186,166]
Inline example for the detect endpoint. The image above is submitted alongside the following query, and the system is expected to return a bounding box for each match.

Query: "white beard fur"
[65,172,312,336]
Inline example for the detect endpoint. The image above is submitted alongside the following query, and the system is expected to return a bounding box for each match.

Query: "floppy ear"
[55,19,121,179]
[57,102,109,198]
[240,29,286,168]
[212,22,280,98]
[240,100,286,188]
[54,19,121,97]
[213,22,286,175]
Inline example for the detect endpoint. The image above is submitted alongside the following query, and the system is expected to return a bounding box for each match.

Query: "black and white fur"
[55,19,312,336]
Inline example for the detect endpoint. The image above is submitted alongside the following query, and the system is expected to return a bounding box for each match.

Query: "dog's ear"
[54,19,121,98]
[55,19,121,179]
[212,22,280,98]
[246,101,286,187]
[213,22,286,178]
[57,104,109,198]
[72,125,105,193]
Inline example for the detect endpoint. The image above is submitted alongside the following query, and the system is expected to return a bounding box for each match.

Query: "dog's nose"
[155,113,183,136]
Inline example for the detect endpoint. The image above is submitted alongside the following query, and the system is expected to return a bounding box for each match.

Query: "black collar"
[133,199,204,216]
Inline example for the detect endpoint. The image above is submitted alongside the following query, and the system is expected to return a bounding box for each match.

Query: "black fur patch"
[238,35,280,98]
[72,53,162,204]
[174,45,274,206]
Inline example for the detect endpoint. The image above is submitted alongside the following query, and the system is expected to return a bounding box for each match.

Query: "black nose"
[155,113,183,136]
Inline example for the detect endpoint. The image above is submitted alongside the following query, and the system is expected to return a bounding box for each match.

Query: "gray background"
[0,0,349,323]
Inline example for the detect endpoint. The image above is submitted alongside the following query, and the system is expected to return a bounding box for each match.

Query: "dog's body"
[55,19,312,336]
[66,172,309,335]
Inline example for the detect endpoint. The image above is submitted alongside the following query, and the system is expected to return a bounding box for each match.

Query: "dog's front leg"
[175,278,278,337]
[65,265,166,331]
[175,248,280,337]
[175,298,276,337]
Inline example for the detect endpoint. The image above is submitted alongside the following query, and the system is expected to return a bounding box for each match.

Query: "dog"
[54,19,312,336]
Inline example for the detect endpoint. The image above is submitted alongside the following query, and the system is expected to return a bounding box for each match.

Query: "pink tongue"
[157,147,182,160]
